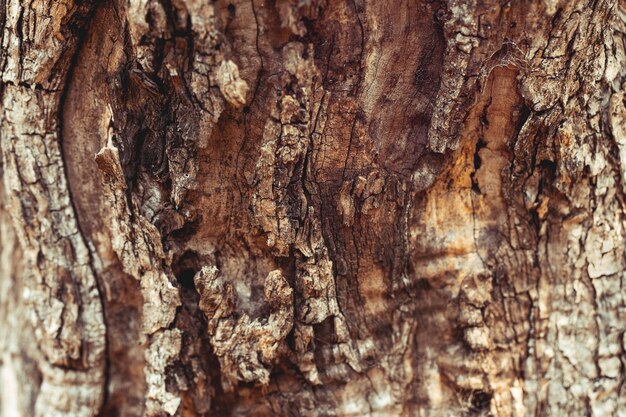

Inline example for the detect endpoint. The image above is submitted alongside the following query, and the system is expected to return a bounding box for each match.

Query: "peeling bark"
[1,0,625,416]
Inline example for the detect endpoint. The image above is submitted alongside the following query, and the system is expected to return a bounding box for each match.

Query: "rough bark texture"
[1,0,625,416]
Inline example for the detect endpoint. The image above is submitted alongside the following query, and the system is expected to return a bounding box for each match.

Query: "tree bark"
[1,0,625,416]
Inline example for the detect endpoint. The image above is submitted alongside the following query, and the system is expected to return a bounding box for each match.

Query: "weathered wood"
[1,0,625,416]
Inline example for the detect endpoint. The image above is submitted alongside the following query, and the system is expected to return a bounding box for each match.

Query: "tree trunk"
[1,0,625,416]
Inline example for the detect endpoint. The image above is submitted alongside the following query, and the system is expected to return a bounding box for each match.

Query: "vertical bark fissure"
[57,11,111,414]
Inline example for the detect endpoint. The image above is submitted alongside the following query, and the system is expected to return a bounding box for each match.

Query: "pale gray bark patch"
[194,267,293,390]
[0,1,106,416]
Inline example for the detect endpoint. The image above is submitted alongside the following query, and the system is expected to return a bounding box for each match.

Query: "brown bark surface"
[1,1,625,416]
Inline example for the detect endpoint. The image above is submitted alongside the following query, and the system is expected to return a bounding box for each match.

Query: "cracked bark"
[1,0,625,416]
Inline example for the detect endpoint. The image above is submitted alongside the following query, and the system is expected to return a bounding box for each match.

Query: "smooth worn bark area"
[1,0,625,416]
